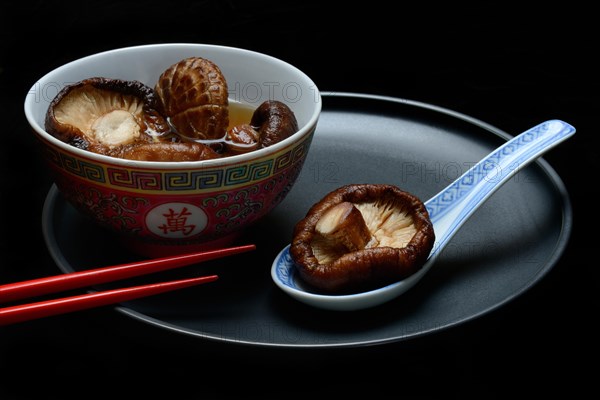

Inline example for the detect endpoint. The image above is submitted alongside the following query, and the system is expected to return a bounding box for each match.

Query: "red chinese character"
[157,207,196,235]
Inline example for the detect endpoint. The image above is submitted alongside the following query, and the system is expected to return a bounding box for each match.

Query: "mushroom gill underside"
[290,184,435,293]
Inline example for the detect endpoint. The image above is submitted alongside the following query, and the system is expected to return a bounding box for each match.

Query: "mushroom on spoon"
[271,120,575,311]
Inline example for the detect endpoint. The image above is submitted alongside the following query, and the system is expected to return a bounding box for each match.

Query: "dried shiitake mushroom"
[225,100,299,154]
[45,77,223,161]
[225,123,261,154]
[290,184,435,293]
[155,57,229,140]
[45,77,172,156]
[251,100,299,148]
[119,142,220,162]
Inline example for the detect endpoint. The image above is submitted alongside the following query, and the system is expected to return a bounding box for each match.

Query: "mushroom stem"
[315,202,378,253]
[91,110,140,146]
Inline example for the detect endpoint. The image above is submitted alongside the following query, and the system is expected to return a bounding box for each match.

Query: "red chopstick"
[0,275,218,326]
[0,244,255,303]
[0,243,255,326]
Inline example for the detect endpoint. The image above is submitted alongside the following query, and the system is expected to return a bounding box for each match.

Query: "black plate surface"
[42,93,572,348]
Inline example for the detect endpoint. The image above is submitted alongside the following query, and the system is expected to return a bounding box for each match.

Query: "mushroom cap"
[290,184,435,293]
[155,57,229,140]
[45,77,171,152]
[250,100,299,148]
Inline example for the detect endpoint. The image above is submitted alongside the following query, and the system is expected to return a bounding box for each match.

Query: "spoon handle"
[424,119,575,255]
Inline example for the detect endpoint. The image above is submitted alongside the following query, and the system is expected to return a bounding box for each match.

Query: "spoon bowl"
[271,119,575,311]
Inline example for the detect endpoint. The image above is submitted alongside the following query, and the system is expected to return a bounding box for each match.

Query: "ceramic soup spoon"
[271,119,575,311]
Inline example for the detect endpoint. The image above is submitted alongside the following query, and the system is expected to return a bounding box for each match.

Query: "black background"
[1,2,597,398]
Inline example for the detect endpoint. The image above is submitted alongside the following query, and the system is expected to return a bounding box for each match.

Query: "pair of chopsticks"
[0,244,255,326]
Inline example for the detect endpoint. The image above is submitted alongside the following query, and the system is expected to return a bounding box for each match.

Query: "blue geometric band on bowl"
[165,170,224,190]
